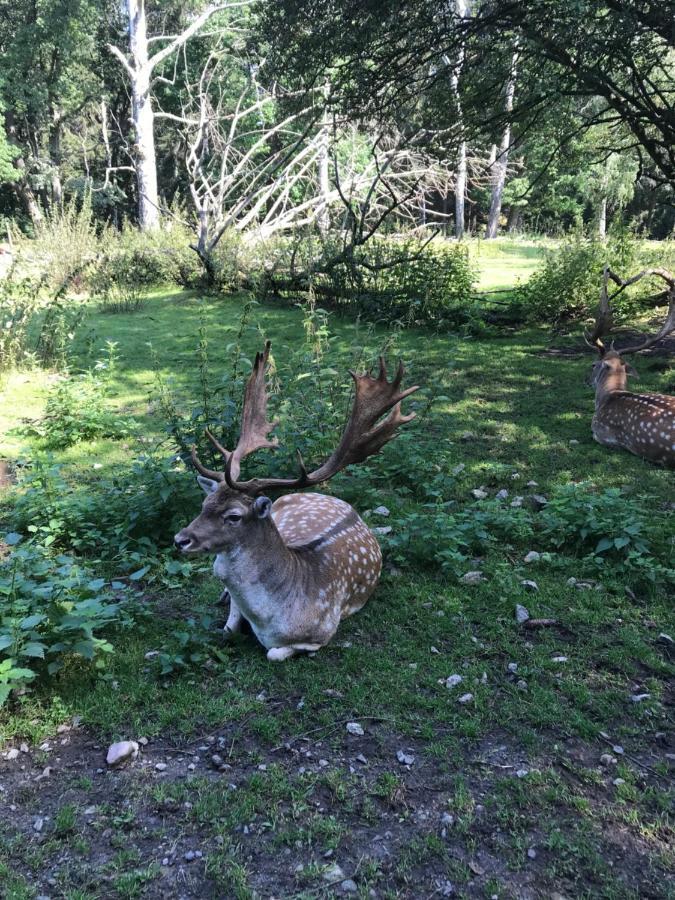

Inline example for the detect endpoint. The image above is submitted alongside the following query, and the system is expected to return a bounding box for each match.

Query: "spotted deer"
[585,266,675,467]
[174,343,419,661]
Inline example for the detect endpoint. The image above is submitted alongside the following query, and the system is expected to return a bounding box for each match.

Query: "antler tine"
[191,445,225,482]
[230,357,419,495]
[585,266,613,356]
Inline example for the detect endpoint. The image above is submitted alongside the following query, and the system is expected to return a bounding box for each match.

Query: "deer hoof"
[266,646,298,662]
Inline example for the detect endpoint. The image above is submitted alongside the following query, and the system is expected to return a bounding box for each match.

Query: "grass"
[0,241,673,898]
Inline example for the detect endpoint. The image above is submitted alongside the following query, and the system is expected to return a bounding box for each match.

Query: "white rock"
[155,762,167,772]
[510,496,524,508]
[527,847,537,859]
[430,645,440,654]
[346,722,364,736]
[445,674,463,689]
[372,506,390,517]
[33,817,44,832]
[458,693,474,704]
[396,750,414,766]
[460,571,484,585]
[451,464,465,476]
[507,662,518,673]
[613,778,626,787]
[551,656,568,663]
[515,604,530,624]
[600,754,617,767]
[19,743,29,754]
[4,748,19,760]
[496,489,509,500]
[341,880,358,894]
[516,769,529,778]
[372,526,392,535]
[322,863,345,883]
[526,480,538,487]
[520,579,539,592]
[630,693,650,703]
[106,741,139,767]
[523,551,541,563]
[471,488,488,500]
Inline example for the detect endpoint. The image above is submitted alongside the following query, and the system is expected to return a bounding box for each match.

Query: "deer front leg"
[222,590,243,637]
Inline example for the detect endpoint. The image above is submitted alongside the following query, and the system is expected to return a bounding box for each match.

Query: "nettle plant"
[0,534,129,704]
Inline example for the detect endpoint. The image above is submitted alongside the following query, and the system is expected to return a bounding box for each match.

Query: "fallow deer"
[585,266,675,467]
[174,342,419,660]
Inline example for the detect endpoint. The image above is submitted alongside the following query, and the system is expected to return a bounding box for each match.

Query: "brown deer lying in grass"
[585,266,675,467]
[174,343,419,660]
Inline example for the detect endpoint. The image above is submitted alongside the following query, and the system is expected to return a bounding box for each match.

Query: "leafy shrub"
[517,227,641,324]
[0,533,130,704]
[23,343,131,448]
[0,273,40,372]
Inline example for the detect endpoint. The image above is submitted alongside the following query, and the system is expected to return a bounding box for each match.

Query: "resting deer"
[585,266,675,467]
[174,343,419,660]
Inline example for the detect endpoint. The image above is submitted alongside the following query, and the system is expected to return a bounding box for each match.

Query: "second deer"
[585,266,675,467]
[174,343,419,660]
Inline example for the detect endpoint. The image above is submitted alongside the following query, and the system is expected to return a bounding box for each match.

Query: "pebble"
[520,579,538,591]
[162,857,170,866]
[33,817,44,832]
[346,722,364,736]
[445,674,463,689]
[211,754,225,768]
[341,880,358,893]
[322,863,345,882]
[106,741,139,767]
[451,464,465,475]
[515,604,530,624]
[507,662,518,673]
[523,551,541,563]
[527,847,537,859]
[430,645,439,654]
[457,693,474,704]
[396,750,414,766]
[372,526,392,535]
[460,571,484,585]
[613,778,626,786]
[496,489,509,500]
[510,496,524,507]
[516,769,529,778]
[471,488,488,500]
[600,754,617,767]
[19,743,29,753]
[441,812,455,826]
[4,748,19,760]
[551,656,568,663]
[630,693,650,703]
[373,506,390,517]
[516,680,528,691]
[155,762,167,772]
[355,754,368,765]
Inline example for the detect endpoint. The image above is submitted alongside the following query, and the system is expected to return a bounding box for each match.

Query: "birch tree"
[108,0,248,230]
[485,50,518,239]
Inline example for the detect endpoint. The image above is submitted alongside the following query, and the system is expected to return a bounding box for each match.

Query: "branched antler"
[191,341,279,483]
[191,342,419,495]
[585,266,675,356]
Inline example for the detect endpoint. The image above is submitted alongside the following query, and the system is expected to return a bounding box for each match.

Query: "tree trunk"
[128,0,159,230]
[486,52,518,239]
[598,196,607,239]
[317,84,331,235]
[507,205,521,233]
[450,0,469,239]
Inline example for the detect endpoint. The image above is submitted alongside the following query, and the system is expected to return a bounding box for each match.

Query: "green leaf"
[595,537,613,554]
[129,566,149,581]
[20,614,46,630]
[3,532,23,546]
[21,642,46,659]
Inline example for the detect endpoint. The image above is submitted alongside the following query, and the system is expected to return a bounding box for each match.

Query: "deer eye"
[223,512,243,524]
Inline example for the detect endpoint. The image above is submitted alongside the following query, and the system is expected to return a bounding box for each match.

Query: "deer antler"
[584,266,614,356]
[191,341,279,483]
[225,354,419,495]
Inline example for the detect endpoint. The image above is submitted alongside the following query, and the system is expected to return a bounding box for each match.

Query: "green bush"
[516,228,642,324]
[0,533,130,704]
[23,343,131,448]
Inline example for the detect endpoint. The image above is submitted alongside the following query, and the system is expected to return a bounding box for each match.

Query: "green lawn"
[0,247,673,899]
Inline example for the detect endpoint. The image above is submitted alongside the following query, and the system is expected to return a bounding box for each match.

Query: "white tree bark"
[317,83,331,235]
[109,1,243,230]
[486,51,518,240]
[449,0,469,239]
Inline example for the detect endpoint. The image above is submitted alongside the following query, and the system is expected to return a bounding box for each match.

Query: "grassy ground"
[0,244,673,899]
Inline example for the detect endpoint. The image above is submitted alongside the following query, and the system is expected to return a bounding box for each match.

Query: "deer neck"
[595,370,628,408]
[213,523,306,624]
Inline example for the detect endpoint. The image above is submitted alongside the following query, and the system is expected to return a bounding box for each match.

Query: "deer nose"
[174,534,192,551]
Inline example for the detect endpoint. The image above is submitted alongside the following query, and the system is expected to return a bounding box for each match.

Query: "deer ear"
[197,475,220,495]
[624,363,638,377]
[253,496,272,519]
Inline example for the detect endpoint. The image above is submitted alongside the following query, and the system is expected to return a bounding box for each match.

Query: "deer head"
[174,341,419,555]
[583,266,675,467]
